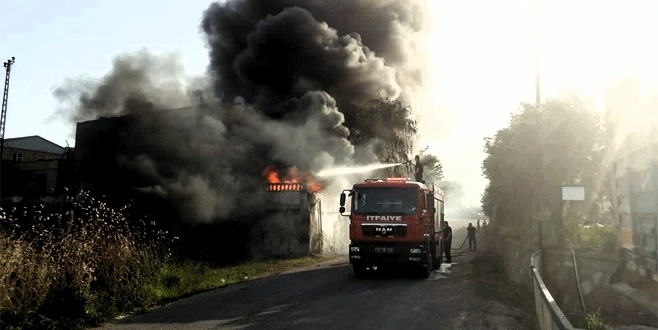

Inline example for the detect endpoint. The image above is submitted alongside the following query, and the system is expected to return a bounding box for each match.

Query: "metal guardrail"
[530,250,584,330]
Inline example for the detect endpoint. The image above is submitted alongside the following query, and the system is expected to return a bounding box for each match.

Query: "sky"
[2,0,657,207]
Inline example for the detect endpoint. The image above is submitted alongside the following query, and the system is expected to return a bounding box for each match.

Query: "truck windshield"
[352,187,418,215]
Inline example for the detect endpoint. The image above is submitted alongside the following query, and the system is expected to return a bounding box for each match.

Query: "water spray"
[315,163,402,178]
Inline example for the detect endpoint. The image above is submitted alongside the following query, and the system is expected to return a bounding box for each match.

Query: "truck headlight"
[350,246,360,252]
[410,248,422,254]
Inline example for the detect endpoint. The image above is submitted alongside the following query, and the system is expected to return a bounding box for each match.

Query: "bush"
[565,221,616,253]
[0,192,167,329]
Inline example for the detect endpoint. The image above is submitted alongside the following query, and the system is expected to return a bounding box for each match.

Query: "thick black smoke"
[202,0,427,115]
[57,0,429,223]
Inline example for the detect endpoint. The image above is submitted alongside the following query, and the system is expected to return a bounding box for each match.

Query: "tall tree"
[481,98,603,234]
[342,97,417,164]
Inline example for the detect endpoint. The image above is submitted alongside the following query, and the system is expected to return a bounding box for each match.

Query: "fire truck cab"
[339,177,445,278]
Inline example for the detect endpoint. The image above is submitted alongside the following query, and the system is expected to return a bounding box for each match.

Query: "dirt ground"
[446,249,539,329]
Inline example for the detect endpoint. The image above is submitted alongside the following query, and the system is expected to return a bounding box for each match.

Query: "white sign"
[562,186,585,201]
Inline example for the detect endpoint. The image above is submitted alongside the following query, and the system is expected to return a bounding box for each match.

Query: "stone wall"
[481,224,537,289]
[541,249,618,313]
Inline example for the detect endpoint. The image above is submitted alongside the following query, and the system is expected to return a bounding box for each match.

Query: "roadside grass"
[472,253,539,329]
[146,256,335,304]
[0,193,336,330]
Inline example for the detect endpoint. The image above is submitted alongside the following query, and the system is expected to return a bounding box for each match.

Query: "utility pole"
[1,57,16,194]
[534,0,542,110]
[2,57,16,160]
[535,58,541,109]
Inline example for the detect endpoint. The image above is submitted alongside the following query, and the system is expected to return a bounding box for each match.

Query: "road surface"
[99,229,537,330]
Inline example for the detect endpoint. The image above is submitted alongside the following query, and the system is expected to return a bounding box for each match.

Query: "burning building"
[74,109,329,261]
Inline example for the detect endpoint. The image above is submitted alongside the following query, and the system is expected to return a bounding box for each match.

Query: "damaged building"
[74,110,323,262]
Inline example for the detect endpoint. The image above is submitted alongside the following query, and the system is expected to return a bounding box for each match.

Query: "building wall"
[255,191,321,259]
[10,160,60,193]
[1,146,71,196]
[612,136,658,282]
[2,146,61,163]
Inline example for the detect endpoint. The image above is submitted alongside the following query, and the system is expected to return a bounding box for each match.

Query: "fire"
[263,165,325,193]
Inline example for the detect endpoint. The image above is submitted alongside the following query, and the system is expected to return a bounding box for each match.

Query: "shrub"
[0,192,167,329]
[565,221,617,253]
[0,237,53,329]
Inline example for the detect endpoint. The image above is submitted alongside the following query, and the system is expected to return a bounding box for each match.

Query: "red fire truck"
[339,177,445,278]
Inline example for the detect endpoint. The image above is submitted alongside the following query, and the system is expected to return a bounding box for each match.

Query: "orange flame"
[264,165,282,184]
[262,165,325,193]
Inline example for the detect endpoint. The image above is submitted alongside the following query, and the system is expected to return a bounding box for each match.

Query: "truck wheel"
[434,244,442,269]
[353,264,368,278]
[419,253,432,278]
[431,243,440,270]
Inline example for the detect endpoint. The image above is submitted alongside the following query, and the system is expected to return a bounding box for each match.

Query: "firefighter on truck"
[339,177,445,278]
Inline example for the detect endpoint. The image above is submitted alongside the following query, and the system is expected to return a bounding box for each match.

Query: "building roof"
[3,135,65,154]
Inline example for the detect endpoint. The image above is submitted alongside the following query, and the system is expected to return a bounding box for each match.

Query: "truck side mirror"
[339,192,346,214]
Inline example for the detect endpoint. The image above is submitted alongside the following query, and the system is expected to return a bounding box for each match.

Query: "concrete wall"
[531,251,583,330]
[483,225,536,288]
[541,249,618,314]
[256,191,322,259]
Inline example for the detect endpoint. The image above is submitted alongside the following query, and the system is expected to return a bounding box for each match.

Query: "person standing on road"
[467,222,477,251]
[442,221,452,263]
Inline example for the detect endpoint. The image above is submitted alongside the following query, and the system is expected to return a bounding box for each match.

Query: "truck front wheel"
[433,242,442,269]
[353,264,368,278]
[418,252,432,278]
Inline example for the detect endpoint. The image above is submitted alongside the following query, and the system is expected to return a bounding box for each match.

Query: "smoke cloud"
[56,0,431,223]
[201,0,428,113]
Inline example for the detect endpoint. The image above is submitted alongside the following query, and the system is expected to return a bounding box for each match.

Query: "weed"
[1,193,335,329]
[576,313,606,330]
[0,192,166,329]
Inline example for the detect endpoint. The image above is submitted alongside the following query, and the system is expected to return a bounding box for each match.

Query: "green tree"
[481,98,604,236]
[342,97,417,164]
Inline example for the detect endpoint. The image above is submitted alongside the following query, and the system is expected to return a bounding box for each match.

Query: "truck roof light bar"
[386,177,408,182]
[363,177,409,183]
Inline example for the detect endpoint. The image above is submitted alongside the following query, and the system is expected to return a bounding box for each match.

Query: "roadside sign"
[562,186,585,201]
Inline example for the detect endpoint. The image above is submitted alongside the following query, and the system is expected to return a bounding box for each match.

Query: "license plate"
[375,247,393,253]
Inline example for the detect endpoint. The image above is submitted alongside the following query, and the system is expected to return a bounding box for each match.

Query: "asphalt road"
[99,229,536,330]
